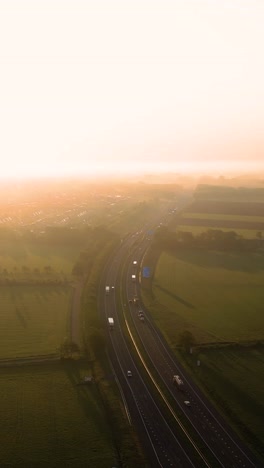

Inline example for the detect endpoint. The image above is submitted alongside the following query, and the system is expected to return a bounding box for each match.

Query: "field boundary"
[0,353,60,367]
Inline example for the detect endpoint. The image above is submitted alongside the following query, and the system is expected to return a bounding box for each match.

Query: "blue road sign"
[143,267,151,278]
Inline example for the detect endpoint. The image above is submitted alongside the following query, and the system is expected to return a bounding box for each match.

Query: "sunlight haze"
[0,0,264,178]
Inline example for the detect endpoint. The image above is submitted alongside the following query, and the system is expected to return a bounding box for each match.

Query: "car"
[127,370,132,377]
[184,400,191,407]
[133,260,137,265]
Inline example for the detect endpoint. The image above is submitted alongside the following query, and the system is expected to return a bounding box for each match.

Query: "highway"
[100,234,201,467]
[124,235,260,468]
[100,217,261,467]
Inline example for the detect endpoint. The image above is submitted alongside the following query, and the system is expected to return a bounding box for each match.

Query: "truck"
[105,286,110,295]
[173,374,184,390]
[108,317,114,329]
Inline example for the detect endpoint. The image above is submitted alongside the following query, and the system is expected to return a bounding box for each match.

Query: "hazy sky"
[0,0,264,178]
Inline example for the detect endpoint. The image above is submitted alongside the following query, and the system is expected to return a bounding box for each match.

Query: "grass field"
[0,185,177,467]
[144,247,264,460]
[0,239,82,359]
[0,361,116,468]
[181,346,264,459]
[186,198,264,215]
[0,225,145,467]
[193,186,264,203]
[152,250,264,344]
[175,224,264,239]
[181,213,264,223]
[175,191,264,237]
[0,240,79,275]
[0,285,72,359]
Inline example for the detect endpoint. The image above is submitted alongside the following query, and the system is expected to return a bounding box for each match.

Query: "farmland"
[174,224,262,239]
[0,180,171,466]
[0,362,116,468]
[193,185,264,203]
[0,285,71,359]
[176,214,264,232]
[143,248,264,458]
[0,239,81,360]
[181,346,264,459]
[142,184,264,459]
[174,185,264,236]
[0,240,79,276]
[152,250,264,344]
[184,199,264,216]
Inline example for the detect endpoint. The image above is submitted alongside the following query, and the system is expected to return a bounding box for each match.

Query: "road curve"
[100,231,203,467]
[123,234,261,468]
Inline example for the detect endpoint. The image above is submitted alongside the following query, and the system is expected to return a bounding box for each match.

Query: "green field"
[175,224,264,239]
[145,247,264,459]
[193,186,264,203]
[182,346,264,459]
[152,250,264,344]
[175,188,264,237]
[0,240,79,276]
[0,239,82,359]
[0,225,144,467]
[0,285,72,359]
[181,213,264,223]
[0,362,116,468]
[0,184,177,467]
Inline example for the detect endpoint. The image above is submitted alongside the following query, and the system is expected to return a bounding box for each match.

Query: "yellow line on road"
[124,316,211,468]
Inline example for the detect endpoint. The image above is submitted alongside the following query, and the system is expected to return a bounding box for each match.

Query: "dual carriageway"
[100,227,260,468]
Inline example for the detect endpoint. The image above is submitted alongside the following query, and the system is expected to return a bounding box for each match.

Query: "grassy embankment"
[80,229,146,467]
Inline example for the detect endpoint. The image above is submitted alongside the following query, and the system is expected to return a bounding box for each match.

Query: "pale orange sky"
[0,0,264,178]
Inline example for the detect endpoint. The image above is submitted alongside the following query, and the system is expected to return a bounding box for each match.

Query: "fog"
[0,0,264,179]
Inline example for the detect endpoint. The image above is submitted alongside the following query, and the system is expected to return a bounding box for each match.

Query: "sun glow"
[0,0,264,179]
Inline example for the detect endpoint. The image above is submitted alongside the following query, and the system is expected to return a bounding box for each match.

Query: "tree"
[176,231,194,246]
[60,338,80,359]
[179,330,196,353]
[72,262,84,276]
[89,328,105,358]
[44,265,52,274]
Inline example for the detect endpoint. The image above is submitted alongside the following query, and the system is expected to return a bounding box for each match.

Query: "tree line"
[154,226,264,252]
